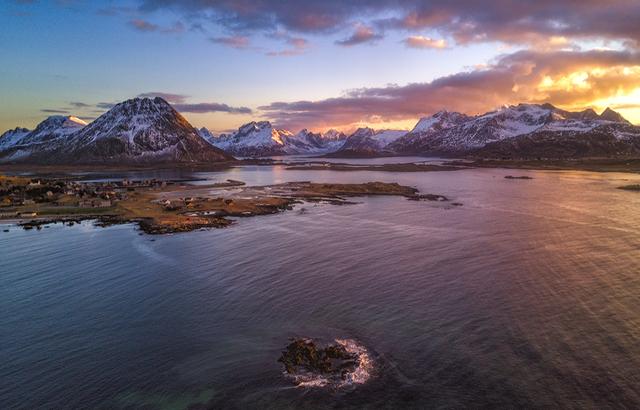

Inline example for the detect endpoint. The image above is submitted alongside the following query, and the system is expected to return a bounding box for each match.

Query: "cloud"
[335,25,382,46]
[259,49,640,129]
[96,102,116,110]
[173,103,252,114]
[161,21,185,34]
[129,19,158,32]
[41,109,70,114]
[91,95,251,115]
[69,101,91,108]
[266,34,308,56]
[403,36,447,49]
[209,35,250,49]
[128,18,185,34]
[135,1,640,48]
[139,92,253,114]
[137,92,188,104]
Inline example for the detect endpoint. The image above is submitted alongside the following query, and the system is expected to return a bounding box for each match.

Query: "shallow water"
[2,164,640,409]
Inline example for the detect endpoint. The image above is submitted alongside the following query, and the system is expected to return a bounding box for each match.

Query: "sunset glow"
[2,0,640,133]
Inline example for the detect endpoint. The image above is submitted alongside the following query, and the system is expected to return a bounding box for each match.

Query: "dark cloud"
[129,19,158,32]
[210,35,250,49]
[41,109,70,114]
[69,101,91,108]
[173,103,252,114]
[135,0,640,47]
[335,25,382,46]
[92,95,251,115]
[259,49,640,129]
[138,0,371,33]
[128,19,185,34]
[96,102,116,110]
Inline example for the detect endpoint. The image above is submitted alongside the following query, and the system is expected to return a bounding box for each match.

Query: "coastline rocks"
[278,338,373,388]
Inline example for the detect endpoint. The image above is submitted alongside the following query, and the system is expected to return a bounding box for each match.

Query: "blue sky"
[2,0,640,133]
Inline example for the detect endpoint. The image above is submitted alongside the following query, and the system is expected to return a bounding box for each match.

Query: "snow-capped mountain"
[0,98,233,164]
[390,104,640,158]
[327,128,407,157]
[0,116,87,162]
[210,121,293,156]
[0,127,30,150]
[208,121,348,156]
[63,97,233,163]
[475,116,640,159]
[284,129,348,154]
[197,127,216,145]
[2,100,637,163]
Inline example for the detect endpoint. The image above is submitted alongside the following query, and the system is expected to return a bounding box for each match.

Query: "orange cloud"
[260,49,640,130]
[403,36,447,49]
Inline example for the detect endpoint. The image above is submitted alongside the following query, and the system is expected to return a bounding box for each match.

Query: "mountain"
[208,121,348,156]
[327,128,407,157]
[210,121,293,156]
[474,119,640,159]
[390,104,640,158]
[0,98,234,164]
[197,127,216,145]
[599,107,631,124]
[0,127,30,150]
[2,101,637,163]
[0,116,87,162]
[284,129,348,154]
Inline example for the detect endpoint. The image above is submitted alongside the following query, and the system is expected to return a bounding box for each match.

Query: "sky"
[1,0,640,134]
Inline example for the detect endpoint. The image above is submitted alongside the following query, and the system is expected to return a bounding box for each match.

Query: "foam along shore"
[278,337,374,388]
[0,175,448,234]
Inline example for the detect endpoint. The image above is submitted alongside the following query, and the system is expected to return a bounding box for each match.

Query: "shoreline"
[1,176,444,235]
[4,156,640,175]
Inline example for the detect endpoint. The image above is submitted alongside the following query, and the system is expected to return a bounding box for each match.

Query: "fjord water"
[3,164,640,409]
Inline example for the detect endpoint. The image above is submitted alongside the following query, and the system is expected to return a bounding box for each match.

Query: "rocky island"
[0,175,445,234]
[278,338,373,388]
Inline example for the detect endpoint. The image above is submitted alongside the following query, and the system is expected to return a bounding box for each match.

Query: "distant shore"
[3,156,640,177]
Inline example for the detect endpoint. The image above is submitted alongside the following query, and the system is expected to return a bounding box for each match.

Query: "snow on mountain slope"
[210,121,292,156]
[0,98,233,164]
[372,130,407,146]
[62,97,233,163]
[282,129,348,154]
[0,127,30,150]
[410,111,469,133]
[391,103,636,156]
[328,128,407,157]
[475,121,640,159]
[0,116,87,162]
[210,122,348,156]
[19,116,87,145]
[197,127,216,145]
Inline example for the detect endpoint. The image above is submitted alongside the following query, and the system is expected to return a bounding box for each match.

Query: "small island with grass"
[0,175,451,234]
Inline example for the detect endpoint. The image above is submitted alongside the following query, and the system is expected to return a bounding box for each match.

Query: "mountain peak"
[600,107,630,123]
[350,127,375,138]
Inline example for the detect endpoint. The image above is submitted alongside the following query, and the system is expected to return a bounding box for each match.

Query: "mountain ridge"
[0,97,233,164]
[1,101,638,163]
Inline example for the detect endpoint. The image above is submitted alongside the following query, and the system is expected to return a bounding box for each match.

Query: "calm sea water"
[3,162,640,409]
